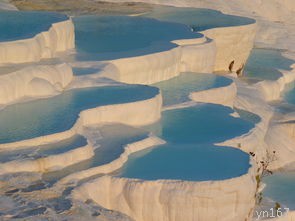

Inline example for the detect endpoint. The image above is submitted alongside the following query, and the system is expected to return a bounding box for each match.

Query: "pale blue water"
[73,15,202,61]
[0,85,158,144]
[119,104,253,181]
[153,73,232,106]
[244,49,294,82]
[120,143,250,181]
[0,11,68,42]
[0,135,87,163]
[263,172,295,210]
[147,104,254,144]
[144,6,255,32]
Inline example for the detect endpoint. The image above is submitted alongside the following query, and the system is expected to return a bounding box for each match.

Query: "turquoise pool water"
[73,15,201,61]
[147,104,253,144]
[0,85,158,144]
[244,49,294,82]
[0,135,87,163]
[144,6,255,32]
[153,73,232,106]
[263,172,295,210]
[0,11,68,42]
[119,104,253,181]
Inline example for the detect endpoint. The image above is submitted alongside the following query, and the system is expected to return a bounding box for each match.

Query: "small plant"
[249,150,277,205]
[260,150,277,178]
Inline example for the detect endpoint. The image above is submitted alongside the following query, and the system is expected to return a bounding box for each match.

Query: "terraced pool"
[119,104,253,181]
[144,6,255,32]
[0,135,87,163]
[244,49,294,82]
[0,11,68,42]
[0,85,159,144]
[43,124,149,182]
[73,15,201,61]
[153,72,232,106]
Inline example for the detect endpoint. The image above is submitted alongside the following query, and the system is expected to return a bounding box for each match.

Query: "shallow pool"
[0,85,158,144]
[119,104,253,181]
[144,6,255,32]
[146,104,254,144]
[153,72,232,106]
[244,49,294,82]
[263,172,295,210]
[0,11,68,42]
[72,15,201,61]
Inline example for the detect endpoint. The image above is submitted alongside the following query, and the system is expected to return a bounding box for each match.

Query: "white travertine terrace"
[107,0,295,51]
[79,93,162,127]
[57,135,165,186]
[0,144,94,175]
[3,3,295,221]
[189,81,237,107]
[0,19,75,65]
[201,23,257,72]
[0,9,260,221]
[0,92,162,151]
[255,66,295,101]
[249,65,295,170]
[72,160,256,221]
[70,76,273,221]
[103,37,216,84]
[103,22,257,85]
[0,63,73,106]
